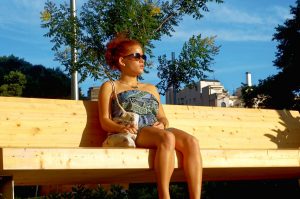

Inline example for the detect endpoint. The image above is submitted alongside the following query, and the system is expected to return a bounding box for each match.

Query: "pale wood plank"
[2,148,300,170]
[1,148,300,185]
[1,96,300,148]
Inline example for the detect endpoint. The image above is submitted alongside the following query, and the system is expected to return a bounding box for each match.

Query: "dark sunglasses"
[123,53,147,62]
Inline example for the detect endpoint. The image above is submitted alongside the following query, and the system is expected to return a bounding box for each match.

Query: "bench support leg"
[0,176,14,199]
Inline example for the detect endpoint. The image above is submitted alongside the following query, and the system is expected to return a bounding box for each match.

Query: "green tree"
[241,0,300,110]
[0,70,27,96]
[156,35,220,98]
[41,0,223,82]
[0,55,71,99]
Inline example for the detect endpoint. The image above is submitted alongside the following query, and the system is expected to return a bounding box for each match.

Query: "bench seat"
[1,148,300,185]
[0,96,300,198]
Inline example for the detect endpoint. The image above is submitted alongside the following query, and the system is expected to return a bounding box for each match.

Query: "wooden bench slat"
[2,148,300,170]
[2,131,298,149]
[1,148,300,185]
[3,168,300,185]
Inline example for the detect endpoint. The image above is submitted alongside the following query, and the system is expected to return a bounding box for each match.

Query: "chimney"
[246,72,252,86]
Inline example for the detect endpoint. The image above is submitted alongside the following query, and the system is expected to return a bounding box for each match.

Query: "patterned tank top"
[111,90,159,129]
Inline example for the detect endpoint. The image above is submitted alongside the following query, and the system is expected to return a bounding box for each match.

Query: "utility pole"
[171,52,177,104]
[70,0,79,100]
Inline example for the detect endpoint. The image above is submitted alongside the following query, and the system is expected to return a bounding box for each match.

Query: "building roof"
[201,79,220,82]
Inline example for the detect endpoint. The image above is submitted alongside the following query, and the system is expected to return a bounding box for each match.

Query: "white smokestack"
[246,72,252,86]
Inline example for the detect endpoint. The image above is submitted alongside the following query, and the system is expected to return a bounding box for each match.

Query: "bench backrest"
[0,97,104,147]
[0,96,299,149]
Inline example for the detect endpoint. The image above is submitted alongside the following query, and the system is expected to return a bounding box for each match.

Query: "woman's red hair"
[105,34,141,70]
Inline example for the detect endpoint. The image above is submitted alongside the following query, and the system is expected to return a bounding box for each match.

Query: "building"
[166,79,239,107]
[231,72,253,107]
[89,73,252,107]
[88,86,100,101]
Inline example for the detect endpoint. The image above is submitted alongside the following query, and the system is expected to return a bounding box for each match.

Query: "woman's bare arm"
[98,81,137,134]
[148,84,169,129]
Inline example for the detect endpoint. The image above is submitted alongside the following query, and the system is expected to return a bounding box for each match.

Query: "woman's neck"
[119,75,138,84]
[118,75,139,89]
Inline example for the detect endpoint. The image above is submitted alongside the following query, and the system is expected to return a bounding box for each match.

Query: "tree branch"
[153,12,175,34]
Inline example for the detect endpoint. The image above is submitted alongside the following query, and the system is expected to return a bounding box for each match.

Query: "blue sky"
[0,0,296,103]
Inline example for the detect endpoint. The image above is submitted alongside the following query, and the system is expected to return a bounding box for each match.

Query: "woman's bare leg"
[136,127,175,199]
[168,128,203,199]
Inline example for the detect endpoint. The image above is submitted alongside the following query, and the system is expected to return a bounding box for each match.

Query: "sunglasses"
[123,53,147,62]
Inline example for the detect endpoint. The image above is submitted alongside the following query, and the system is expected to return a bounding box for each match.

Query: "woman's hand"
[152,121,165,130]
[119,124,138,134]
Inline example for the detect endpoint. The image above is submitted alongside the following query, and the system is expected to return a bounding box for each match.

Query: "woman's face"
[120,44,145,76]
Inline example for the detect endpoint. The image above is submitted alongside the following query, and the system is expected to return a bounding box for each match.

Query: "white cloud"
[164,28,272,42]
[12,0,46,11]
[162,2,293,43]
[203,29,271,42]
[270,5,293,20]
[263,5,292,26]
[0,1,42,26]
[1,0,86,26]
[205,3,291,26]
[205,5,263,25]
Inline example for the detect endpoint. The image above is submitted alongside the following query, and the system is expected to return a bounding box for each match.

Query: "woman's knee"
[184,135,200,152]
[184,135,202,163]
[157,131,175,150]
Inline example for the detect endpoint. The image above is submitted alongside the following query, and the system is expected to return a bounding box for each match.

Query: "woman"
[98,34,202,199]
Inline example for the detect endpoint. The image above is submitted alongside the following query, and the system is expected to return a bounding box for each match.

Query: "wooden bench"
[0,96,300,198]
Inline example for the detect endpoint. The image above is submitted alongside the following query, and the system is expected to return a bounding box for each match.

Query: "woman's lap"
[135,126,173,148]
[167,128,199,152]
[136,127,199,152]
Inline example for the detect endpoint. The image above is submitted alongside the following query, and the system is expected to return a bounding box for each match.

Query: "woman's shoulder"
[140,82,157,91]
[139,83,160,98]
[100,81,114,92]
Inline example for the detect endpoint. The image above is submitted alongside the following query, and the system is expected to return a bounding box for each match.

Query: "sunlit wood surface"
[0,96,300,185]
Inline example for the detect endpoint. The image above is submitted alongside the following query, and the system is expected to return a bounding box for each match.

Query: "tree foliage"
[156,34,220,95]
[241,0,300,110]
[0,55,71,99]
[41,0,223,82]
[0,70,27,96]
[14,181,300,199]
